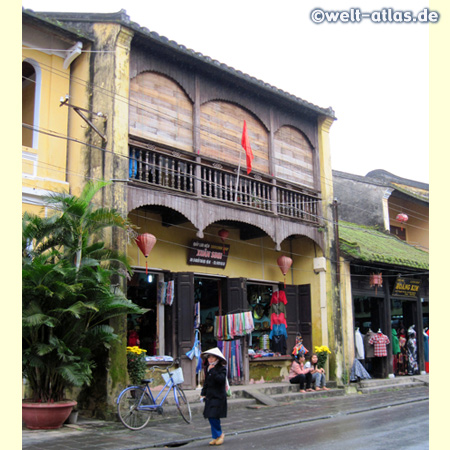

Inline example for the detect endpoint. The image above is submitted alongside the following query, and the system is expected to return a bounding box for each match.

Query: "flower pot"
[22,400,77,430]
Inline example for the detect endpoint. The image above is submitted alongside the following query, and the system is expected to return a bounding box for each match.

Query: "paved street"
[179,399,429,449]
[22,385,429,449]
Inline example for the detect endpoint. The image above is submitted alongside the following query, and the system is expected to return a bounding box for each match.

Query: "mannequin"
[397,327,408,375]
[407,325,419,375]
[355,327,365,360]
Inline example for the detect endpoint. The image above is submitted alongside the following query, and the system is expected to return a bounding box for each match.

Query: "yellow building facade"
[22,11,92,215]
[26,9,348,416]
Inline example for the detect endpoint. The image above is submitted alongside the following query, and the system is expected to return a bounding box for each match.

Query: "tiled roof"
[27,8,335,120]
[339,221,429,269]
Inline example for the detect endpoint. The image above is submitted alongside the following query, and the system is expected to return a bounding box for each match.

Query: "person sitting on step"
[305,353,330,391]
[288,353,313,393]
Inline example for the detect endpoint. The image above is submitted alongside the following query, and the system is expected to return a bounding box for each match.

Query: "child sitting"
[305,353,330,391]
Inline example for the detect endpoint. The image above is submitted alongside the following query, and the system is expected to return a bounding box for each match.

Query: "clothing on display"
[218,340,243,383]
[214,312,254,341]
[354,328,365,360]
[269,288,288,354]
[406,326,419,375]
[350,358,372,381]
[424,328,429,373]
[363,329,376,359]
[397,330,408,375]
[157,280,174,305]
[368,330,390,357]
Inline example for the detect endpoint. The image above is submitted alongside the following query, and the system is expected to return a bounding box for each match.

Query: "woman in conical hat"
[200,347,227,445]
[201,347,227,363]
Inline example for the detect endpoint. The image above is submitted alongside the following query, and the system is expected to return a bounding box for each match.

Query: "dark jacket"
[201,363,227,419]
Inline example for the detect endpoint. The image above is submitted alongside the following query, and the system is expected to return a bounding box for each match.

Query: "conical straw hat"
[201,347,227,363]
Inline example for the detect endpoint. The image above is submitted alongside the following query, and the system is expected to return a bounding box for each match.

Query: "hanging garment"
[166,280,174,306]
[391,329,400,354]
[424,329,429,373]
[271,334,287,354]
[350,358,372,381]
[397,333,408,375]
[364,330,376,359]
[269,324,287,339]
[369,332,390,357]
[270,312,288,329]
[355,329,365,360]
[407,336,419,375]
[270,290,287,305]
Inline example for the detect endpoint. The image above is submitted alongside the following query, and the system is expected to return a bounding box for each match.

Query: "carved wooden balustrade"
[129,144,320,224]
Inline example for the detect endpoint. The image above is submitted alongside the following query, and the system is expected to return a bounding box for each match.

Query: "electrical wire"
[22,51,429,256]
[22,57,429,226]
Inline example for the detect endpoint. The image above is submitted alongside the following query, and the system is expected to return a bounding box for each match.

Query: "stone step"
[271,388,345,404]
[358,377,422,388]
[358,381,424,394]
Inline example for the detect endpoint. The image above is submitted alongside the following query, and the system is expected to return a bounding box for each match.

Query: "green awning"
[339,221,429,269]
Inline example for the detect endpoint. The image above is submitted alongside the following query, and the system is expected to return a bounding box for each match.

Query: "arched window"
[22,59,41,148]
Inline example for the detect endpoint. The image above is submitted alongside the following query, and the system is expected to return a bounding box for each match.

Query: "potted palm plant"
[22,181,146,429]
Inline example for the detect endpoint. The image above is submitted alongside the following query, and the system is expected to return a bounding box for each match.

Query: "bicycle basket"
[162,367,184,385]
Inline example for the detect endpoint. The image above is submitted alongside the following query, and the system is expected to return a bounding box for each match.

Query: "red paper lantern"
[218,229,229,242]
[369,273,383,294]
[135,233,157,274]
[396,213,409,231]
[277,255,293,287]
[218,229,229,254]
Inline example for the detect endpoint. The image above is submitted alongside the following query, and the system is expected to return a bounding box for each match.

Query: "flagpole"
[234,147,243,203]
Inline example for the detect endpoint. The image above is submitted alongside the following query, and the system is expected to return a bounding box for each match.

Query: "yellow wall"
[128,210,320,284]
[389,199,429,251]
[22,46,72,215]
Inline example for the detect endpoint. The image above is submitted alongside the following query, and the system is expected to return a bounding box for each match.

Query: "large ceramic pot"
[22,400,77,429]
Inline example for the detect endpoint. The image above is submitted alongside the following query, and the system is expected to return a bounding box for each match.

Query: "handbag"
[225,377,232,398]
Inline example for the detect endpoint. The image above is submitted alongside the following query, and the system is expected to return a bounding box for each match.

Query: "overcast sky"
[22,0,433,183]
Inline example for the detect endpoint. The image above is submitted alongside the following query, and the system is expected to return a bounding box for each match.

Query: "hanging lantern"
[396,213,409,231]
[218,229,229,254]
[135,233,157,274]
[369,273,383,295]
[277,255,293,287]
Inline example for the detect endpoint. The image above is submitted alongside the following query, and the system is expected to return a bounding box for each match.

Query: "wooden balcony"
[128,142,321,225]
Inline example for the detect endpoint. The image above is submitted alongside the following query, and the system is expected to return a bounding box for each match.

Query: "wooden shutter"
[285,284,312,355]
[298,284,312,354]
[225,278,247,313]
[175,272,195,388]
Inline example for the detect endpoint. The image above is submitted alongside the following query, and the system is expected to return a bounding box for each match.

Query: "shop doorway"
[195,276,224,351]
[127,271,174,356]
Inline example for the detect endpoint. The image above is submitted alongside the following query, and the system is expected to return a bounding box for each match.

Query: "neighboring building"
[22,10,92,215]
[333,170,429,379]
[26,8,345,414]
[334,169,429,251]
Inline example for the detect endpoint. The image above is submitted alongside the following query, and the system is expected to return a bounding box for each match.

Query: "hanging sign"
[187,240,230,268]
[392,277,421,298]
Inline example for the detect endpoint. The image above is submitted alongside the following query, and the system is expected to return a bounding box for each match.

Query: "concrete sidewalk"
[22,380,429,449]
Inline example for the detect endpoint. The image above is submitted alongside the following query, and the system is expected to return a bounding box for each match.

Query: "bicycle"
[117,359,192,430]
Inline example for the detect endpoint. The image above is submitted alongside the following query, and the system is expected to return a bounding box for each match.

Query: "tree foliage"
[22,181,145,402]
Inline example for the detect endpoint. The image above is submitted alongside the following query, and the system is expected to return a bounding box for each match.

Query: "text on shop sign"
[392,277,421,298]
[187,240,230,268]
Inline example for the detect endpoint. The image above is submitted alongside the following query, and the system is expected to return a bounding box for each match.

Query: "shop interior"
[196,277,222,351]
[246,283,275,350]
[354,296,426,378]
[127,272,158,354]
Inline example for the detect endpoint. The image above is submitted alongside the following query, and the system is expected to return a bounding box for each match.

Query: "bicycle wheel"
[174,385,191,423]
[117,386,153,430]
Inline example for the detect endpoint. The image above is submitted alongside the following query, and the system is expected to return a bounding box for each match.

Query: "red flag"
[241,120,254,174]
